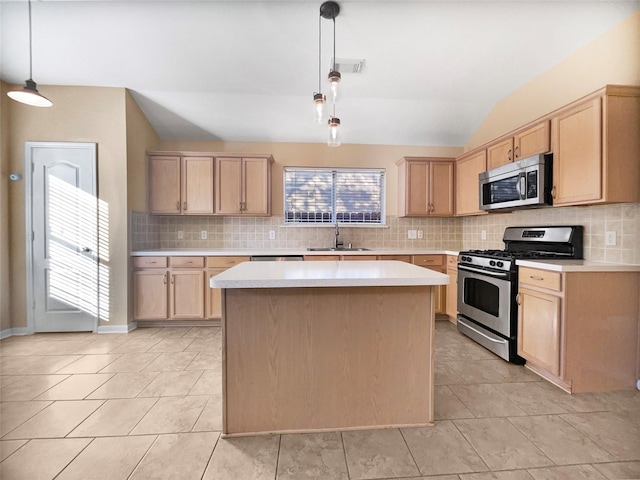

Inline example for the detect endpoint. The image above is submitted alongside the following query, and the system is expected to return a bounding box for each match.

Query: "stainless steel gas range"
[457,226,584,363]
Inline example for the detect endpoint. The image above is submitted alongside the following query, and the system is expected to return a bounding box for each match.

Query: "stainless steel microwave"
[479,154,553,211]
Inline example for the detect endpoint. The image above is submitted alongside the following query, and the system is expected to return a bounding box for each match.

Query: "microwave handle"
[515,172,526,200]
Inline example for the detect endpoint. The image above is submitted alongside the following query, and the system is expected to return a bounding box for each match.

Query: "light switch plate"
[605,230,616,246]
[177,230,184,240]
[269,230,276,240]
[408,230,417,239]
[201,230,208,240]
[417,230,423,239]
[481,230,487,240]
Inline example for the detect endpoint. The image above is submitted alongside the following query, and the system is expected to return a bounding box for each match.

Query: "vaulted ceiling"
[1,0,638,146]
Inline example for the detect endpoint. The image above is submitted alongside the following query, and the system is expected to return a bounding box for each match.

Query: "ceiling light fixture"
[313,9,326,124]
[317,1,341,147]
[7,0,52,108]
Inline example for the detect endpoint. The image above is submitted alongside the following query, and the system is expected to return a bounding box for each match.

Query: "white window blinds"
[284,167,385,225]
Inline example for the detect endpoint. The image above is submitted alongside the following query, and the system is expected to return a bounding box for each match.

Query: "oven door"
[457,264,513,337]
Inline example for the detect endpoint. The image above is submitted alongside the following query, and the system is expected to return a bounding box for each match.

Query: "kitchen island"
[210,260,449,437]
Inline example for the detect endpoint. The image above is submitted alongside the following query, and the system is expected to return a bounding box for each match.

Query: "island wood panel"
[222,285,434,436]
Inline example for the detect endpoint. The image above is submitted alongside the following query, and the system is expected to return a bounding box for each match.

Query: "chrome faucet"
[334,224,343,249]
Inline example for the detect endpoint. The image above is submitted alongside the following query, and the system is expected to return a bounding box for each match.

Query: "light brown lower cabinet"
[517,267,639,393]
[205,256,250,319]
[412,255,446,315]
[445,255,458,323]
[133,256,206,321]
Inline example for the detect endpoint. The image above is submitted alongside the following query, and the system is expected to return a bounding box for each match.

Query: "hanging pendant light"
[312,11,327,124]
[321,1,341,103]
[328,116,341,147]
[319,1,341,146]
[7,0,52,108]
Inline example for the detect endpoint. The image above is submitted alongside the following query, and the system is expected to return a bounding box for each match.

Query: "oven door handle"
[459,319,507,345]
[458,265,510,279]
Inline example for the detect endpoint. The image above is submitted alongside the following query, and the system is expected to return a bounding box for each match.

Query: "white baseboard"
[96,322,137,334]
[0,327,32,339]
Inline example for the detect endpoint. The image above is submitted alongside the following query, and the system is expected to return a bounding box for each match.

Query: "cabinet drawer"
[169,256,205,268]
[412,255,444,267]
[133,256,168,268]
[206,256,250,268]
[519,267,562,291]
[378,255,412,263]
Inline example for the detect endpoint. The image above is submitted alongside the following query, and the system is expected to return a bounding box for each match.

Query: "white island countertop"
[210,260,450,289]
[516,259,640,272]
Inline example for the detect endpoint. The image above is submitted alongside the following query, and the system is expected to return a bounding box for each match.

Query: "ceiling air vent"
[332,58,365,74]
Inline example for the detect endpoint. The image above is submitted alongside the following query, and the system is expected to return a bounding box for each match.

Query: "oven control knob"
[497,261,504,268]
[489,260,496,267]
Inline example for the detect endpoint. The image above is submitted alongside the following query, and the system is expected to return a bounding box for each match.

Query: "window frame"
[283,166,386,226]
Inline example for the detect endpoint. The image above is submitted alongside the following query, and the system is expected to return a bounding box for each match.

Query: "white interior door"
[28,142,98,332]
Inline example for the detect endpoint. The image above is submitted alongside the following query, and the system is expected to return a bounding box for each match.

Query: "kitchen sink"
[307,247,371,252]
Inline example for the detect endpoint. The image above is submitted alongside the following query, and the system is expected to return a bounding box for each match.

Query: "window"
[284,167,385,225]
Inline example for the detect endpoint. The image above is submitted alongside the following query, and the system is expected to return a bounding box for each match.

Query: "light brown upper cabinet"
[551,88,640,206]
[148,153,214,215]
[455,150,487,216]
[215,155,274,216]
[396,157,455,217]
[487,121,550,170]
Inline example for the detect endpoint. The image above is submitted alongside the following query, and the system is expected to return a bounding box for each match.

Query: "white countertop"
[516,259,640,272]
[210,260,450,289]
[132,248,460,257]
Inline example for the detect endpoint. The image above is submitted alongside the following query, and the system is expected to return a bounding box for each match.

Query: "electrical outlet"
[417,230,423,239]
[605,230,616,246]
[269,230,276,240]
[408,230,417,239]
[177,230,184,240]
[201,230,208,240]
[481,230,487,240]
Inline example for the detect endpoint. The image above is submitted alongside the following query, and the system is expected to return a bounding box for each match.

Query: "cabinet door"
[487,138,513,169]
[514,121,550,160]
[169,270,205,319]
[149,156,181,214]
[429,161,455,216]
[552,98,602,205]
[456,151,486,216]
[182,156,214,215]
[406,161,429,215]
[133,270,168,319]
[517,287,561,376]
[445,262,457,321]
[242,158,270,215]
[206,268,225,319]
[215,157,242,214]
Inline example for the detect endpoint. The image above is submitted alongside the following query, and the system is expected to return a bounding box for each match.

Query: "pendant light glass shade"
[8,79,52,107]
[7,0,52,108]
[313,93,327,124]
[328,117,341,147]
[328,70,341,103]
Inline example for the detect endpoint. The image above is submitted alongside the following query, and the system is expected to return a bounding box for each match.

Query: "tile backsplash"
[132,202,640,264]
[131,213,462,251]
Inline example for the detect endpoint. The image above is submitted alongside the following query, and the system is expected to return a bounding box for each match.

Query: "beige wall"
[126,91,160,212]
[5,85,131,329]
[466,10,640,151]
[157,140,463,216]
[0,82,10,332]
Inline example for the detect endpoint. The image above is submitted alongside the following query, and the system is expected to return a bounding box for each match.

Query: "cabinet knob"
[514,145,519,158]
[530,275,545,281]
[516,293,521,305]
[508,149,512,161]
[176,201,180,211]
[183,201,187,211]
[163,273,168,284]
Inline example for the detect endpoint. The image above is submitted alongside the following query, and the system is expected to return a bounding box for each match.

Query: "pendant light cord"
[28,0,33,80]
[332,15,336,71]
[318,13,322,93]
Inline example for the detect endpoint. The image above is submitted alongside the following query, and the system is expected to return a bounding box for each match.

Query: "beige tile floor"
[1,321,639,480]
